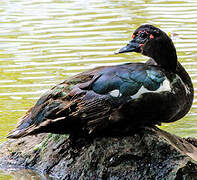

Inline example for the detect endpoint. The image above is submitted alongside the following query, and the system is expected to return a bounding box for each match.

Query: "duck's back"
[8,62,192,138]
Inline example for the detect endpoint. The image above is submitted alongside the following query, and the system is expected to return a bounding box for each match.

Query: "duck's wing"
[7,66,113,138]
[8,63,172,138]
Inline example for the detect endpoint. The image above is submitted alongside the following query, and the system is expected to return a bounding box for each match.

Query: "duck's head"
[116,24,177,72]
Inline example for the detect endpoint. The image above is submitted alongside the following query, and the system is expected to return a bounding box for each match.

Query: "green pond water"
[0,0,197,179]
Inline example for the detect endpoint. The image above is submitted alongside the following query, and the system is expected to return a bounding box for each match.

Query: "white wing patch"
[109,79,171,98]
[130,79,171,99]
[109,89,122,97]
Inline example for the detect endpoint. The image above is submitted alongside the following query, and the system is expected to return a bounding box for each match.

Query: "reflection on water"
[0,0,197,179]
[0,169,49,180]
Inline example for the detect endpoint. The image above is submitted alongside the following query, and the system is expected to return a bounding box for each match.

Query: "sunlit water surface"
[0,0,197,179]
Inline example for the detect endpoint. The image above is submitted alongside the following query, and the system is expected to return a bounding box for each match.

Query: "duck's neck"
[146,56,193,98]
[148,57,193,92]
[144,35,178,72]
[176,62,193,94]
[174,61,194,121]
[152,40,193,91]
[154,47,177,72]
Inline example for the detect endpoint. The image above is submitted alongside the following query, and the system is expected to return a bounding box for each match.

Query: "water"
[0,0,197,179]
[0,169,46,180]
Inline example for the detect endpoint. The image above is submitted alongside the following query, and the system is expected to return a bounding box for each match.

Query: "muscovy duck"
[8,24,194,138]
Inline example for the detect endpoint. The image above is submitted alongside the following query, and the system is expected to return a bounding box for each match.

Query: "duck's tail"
[7,112,33,138]
[7,115,66,139]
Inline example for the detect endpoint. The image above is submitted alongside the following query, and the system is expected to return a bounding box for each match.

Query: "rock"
[0,127,197,179]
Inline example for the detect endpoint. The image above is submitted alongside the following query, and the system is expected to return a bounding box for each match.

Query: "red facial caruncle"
[149,34,154,39]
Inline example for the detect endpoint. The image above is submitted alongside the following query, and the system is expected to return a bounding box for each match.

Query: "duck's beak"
[114,39,141,54]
